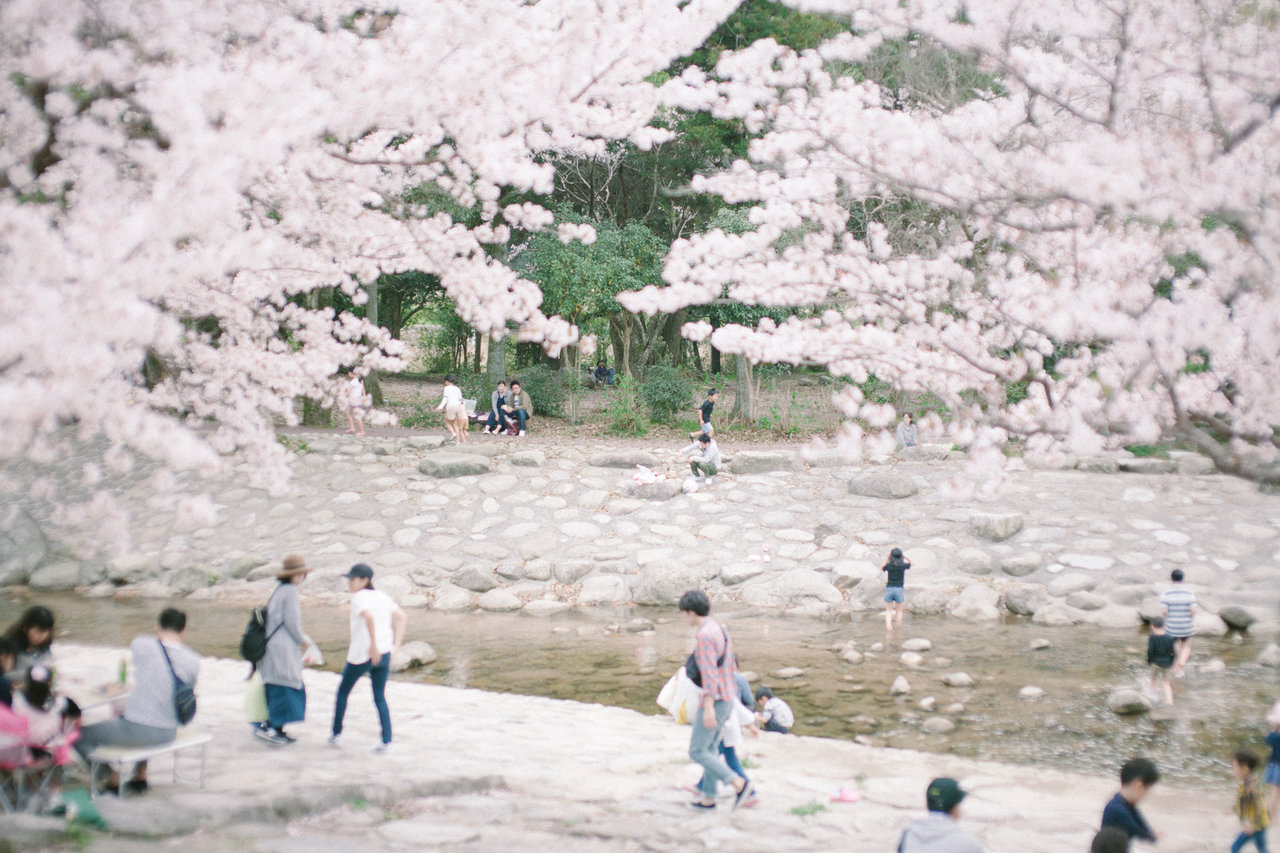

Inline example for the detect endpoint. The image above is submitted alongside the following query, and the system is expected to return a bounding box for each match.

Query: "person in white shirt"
[344,372,367,436]
[754,686,794,733]
[435,373,467,444]
[329,564,406,752]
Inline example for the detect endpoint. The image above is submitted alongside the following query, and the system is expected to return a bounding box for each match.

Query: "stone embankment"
[4,435,1279,643]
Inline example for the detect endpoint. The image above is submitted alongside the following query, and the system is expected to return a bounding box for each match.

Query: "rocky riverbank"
[4,433,1279,643]
[0,644,1237,852]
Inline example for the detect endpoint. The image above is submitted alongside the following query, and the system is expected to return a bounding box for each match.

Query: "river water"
[4,592,1275,785]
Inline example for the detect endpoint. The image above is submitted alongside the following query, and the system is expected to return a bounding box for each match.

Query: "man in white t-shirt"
[329,564,406,752]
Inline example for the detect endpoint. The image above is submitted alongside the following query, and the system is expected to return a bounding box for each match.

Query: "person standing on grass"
[330,564,406,753]
[1160,569,1197,676]
[678,589,754,811]
[436,373,467,444]
[690,388,717,440]
[882,547,911,631]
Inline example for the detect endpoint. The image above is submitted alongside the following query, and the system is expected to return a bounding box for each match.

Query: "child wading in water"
[1146,616,1176,706]
[882,548,910,631]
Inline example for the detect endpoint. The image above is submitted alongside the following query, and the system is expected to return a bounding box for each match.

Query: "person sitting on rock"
[481,381,512,435]
[896,412,918,448]
[754,686,793,734]
[508,381,532,436]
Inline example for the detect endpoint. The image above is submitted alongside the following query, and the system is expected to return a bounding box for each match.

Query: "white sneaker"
[327,733,342,748]
[372,741,392,754]
[519,430,526,436]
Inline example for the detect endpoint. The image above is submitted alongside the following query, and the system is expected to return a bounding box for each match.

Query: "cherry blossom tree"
[632,0,1280,483]
[0,0,740,538]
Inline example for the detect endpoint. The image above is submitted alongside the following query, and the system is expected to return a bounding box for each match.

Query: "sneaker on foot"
[254,727,292,746]
[518,430,526,436]
[327,733,342,748]
[372,741,392,753]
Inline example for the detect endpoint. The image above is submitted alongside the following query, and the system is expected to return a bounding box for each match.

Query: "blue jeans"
[512,408,529,431]
[332,658,392,744]
[1232,830,1269,853]
[697,742,748,791]
[689,699,741,797]
[485,409,511,431]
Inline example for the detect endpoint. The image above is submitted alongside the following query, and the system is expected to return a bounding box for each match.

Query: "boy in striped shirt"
[1159,569,1197,677]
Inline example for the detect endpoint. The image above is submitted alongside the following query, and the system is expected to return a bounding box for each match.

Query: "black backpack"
[684,628,728,687]
[239,591,281,676]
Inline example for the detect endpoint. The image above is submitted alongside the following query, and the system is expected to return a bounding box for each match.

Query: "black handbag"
[159,640,197,725]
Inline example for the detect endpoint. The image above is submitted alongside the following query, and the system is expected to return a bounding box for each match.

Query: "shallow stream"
[4,592,1276,785]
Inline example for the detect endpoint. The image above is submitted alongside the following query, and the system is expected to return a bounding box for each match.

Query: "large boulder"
[954,548,995,575]
[0,506,48,586]
[830,560,878,589]
[1108,688,1152,715]
[477,589,522,612]
[1002,585,1047,616]
[968,512,1024,542]
[908,587,953,616]
[1191,610,1229,638]
[390,640,438,672]
[1118,457,1175,474]
[1032,602,1086,626]
[1048,573,1098,597]
[632,564,708,606]
[1000,552,1042,577]
[578,575,630,606]
[1217,605,1257,631]
[848,474,918,499]
[107,553,159,585]
[1257,643,1280,668]
[28,560,84,591]
[741,569,842,612]
[898,445,954,462]
[417,454,490,478]
[625,480,683,502]
[729,451,802,475]
[587,451,659,469]
[453,567,501,593]
[950,585,1001,622]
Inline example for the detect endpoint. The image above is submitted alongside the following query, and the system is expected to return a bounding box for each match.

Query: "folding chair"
[0,703,79,813]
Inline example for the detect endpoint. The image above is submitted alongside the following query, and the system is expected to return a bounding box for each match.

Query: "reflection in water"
[3,592,1275,784]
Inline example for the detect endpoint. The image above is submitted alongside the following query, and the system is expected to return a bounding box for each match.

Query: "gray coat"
[259,581,305,689]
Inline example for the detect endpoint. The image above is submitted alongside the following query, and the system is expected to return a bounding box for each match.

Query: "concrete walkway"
[3,643,1234,851]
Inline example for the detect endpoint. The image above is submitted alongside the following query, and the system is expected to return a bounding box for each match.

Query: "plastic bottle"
[118,657,128,684]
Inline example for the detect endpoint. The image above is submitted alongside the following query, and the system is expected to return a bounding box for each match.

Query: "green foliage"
[790,801,827,817]
[1124,444,1170,458]
[511,365,566,418]
[756,389,810,436]
[860,374,897,405]
[602,376,648,436]
[519,215,667,325]
[277,435,312,454]
[398,404,439,430]
[639,365,694,423]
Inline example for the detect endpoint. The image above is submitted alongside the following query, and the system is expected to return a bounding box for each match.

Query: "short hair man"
[1160,569,1197,676]
[691,388,717,440]
[898,777,983,852]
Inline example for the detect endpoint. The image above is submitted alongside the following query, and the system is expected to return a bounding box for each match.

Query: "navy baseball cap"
[926,778,966,813]
[343,563,374,579]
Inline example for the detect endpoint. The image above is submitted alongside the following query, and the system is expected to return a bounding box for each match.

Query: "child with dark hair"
[1100,757,1161,842]
[12,664,81,759]
[3,605,55,682]
[1230,748,1270,853]
[1146,616,1176,706]
[754,686,794,734]
[882,547,911,631]
[0,636,18,706]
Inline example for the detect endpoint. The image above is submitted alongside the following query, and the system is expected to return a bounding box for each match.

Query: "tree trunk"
[691,339,703,374]
[730,354,757,422]
[473,330,482,374]
[663,310,685,367]
[710,318,721,375]
[486,333,506,383]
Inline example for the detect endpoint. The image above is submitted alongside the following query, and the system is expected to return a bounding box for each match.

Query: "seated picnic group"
[478,379,532,436]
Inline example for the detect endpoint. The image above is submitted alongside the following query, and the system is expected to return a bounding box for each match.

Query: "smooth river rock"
[418,454,491,478]
[848,473,918,499]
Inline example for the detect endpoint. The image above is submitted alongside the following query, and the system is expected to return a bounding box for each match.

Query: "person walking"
[256,554,310,745]
[678,589,754,810]
[436,374,467,444]
[329,564,407,753]
[1160,569,1197,676]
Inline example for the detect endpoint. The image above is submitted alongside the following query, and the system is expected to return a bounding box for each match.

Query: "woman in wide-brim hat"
[256,554,310,745]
